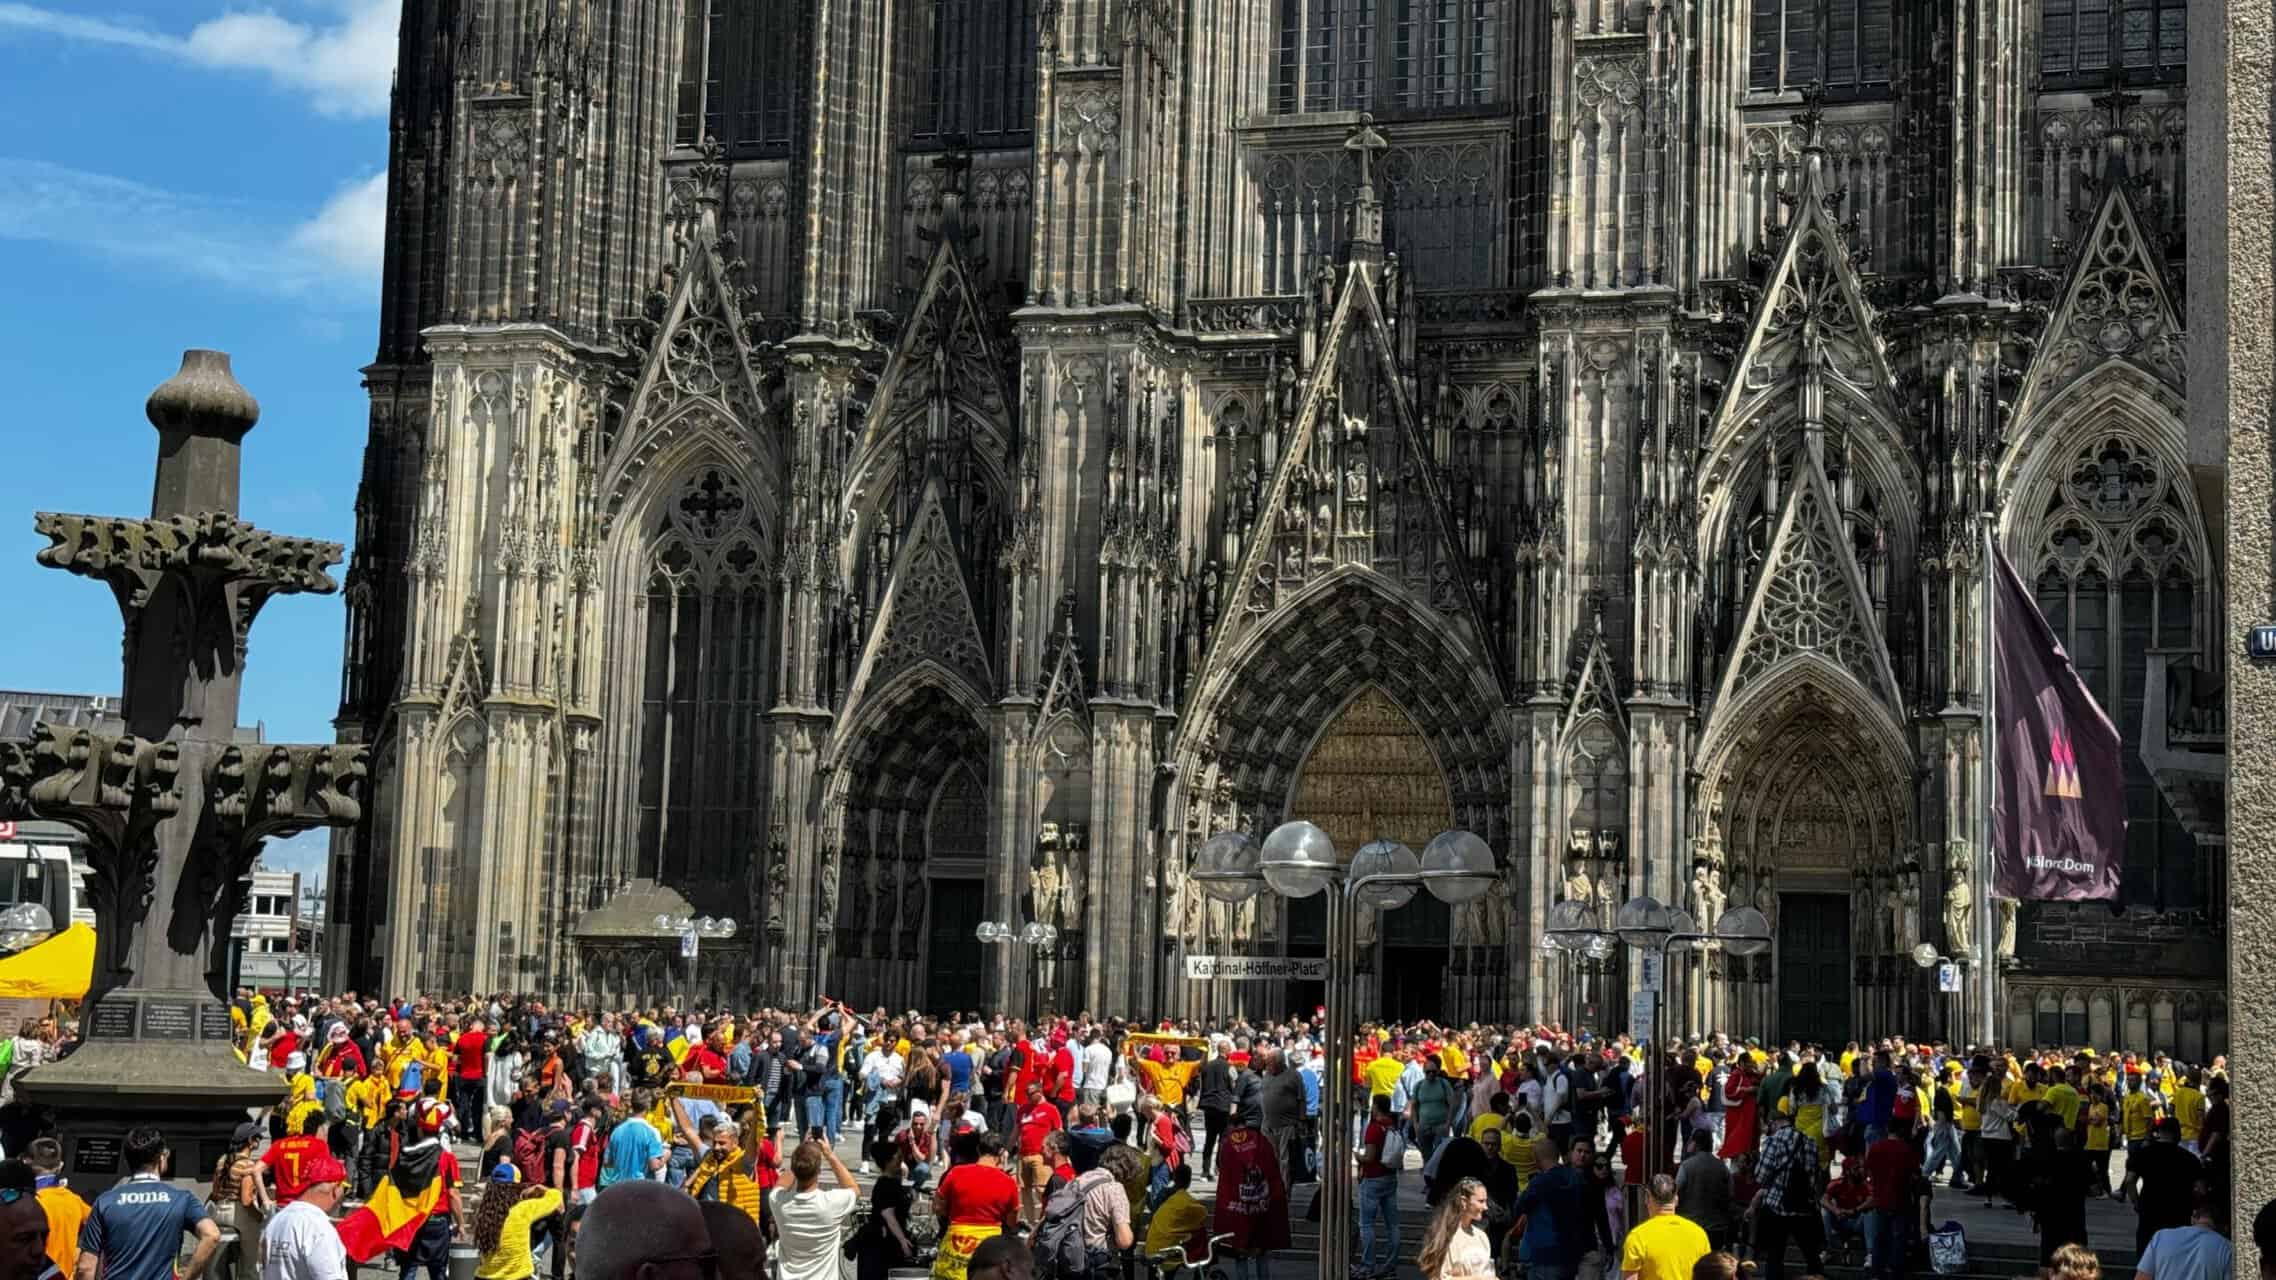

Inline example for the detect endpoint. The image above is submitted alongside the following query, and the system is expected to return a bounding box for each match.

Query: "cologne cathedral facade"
[329,0,2228,1053]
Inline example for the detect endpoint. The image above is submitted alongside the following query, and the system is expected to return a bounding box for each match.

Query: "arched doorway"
[1290,687,1456,1021]
[1700,679,1911,1043]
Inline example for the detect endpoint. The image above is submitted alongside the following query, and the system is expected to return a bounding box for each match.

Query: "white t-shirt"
[768,1186,860,1280]
[1079,1041,1113,1091]
[261,1199,348,1280]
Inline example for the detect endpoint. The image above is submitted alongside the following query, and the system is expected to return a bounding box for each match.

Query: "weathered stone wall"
[2199,0,2274,1255]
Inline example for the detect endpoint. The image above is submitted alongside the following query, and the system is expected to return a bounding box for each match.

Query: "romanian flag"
[337,1138,455,1262]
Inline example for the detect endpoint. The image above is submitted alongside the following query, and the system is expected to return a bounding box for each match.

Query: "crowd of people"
[0,988,2250,1280]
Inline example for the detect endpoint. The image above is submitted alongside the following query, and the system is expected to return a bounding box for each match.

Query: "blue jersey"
[80,1175,210,1280]
[945,1049,974,1094]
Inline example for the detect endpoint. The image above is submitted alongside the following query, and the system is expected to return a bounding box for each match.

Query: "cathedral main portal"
[1289,687,1456,1022]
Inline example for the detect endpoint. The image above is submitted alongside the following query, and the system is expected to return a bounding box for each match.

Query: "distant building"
[233,869,322,996]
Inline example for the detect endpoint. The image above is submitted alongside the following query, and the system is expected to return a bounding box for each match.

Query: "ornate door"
[1776,892,1851,1045]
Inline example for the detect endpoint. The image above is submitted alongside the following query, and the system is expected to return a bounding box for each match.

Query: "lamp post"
[976,920,1060,1018]
[1547,895,1772,1183]
[655,914,737,1004]
[1911,942,1969,1044]
[1191,822,1497,1280]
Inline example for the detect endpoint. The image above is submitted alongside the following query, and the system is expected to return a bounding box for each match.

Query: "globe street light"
[975,919,1060,1017]
[1189,819,1498,1280]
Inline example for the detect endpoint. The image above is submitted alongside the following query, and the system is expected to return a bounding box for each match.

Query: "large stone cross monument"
[0,351,366,1194]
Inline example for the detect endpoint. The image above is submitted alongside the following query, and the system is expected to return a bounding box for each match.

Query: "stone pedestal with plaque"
[0,351,366,1195]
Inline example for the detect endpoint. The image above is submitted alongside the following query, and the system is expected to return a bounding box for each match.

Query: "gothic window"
[912,0,1038,145]
[2025,434,2199,909]
[674,0,812,155]
[1272,0,1504,115]
[2041,0,2186,86]
[1747,0,1891,98]
[636,468,771,887]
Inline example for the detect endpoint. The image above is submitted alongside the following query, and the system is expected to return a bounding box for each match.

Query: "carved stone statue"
[1563,863,1595,911]
[1483,858,1517,947]
[1354,903,1380,949]
[1058,826,1087,931]
[1753,878,1777,931]
[1943,840,1974,957]
[1690,862,1726,930]
[1031,823,1065,929]
[1995,897,2019,959]
[1895,871,1920,953]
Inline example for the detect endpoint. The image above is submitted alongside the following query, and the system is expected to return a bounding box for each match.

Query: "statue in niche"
[1281,541,1303,580]
[1943,840,1974,957]
[1031,823,1065,929]
[1248,566,1273,614]
[1995,897,2019,960]
[1354,903,1380,950]
[1562,862,1595,912]
[1058,826,1087,932]
[1482,858,1516,947]
[1897,871,1921,953]
[1753,876,1777,932]
[1690,861,1726,930]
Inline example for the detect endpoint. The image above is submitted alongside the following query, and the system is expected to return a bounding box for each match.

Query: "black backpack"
[1032,1169,1101,1278]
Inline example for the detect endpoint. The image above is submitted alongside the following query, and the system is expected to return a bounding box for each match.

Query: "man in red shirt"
[1049,1032,1078,1121]
[452,1016,489,1138]
[1819,1158,1871,1261]
[1016,1081,1063,1223]
[264,1111,335,1203]
[1861,1115,1917,1279]
[687,1026,731,1082]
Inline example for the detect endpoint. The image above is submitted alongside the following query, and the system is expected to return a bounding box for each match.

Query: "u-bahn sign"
[1184,955,1329,981]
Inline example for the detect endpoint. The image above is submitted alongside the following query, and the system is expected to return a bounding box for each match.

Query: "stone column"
[2,352,365,1195]
[2197,0,2272,1251]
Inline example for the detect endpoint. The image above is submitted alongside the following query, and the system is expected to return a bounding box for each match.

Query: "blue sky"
[0,0,401,885]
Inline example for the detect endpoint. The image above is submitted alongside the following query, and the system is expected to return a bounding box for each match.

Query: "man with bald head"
[574,1181,713,1280]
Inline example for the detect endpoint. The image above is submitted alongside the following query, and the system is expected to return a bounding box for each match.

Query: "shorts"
[1021,1155,1050,1189]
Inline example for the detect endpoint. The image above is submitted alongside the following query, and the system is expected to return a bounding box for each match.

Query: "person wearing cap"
[472,1163,560,1280]
[258,1153,347,1280]
[207,1125,268,1280]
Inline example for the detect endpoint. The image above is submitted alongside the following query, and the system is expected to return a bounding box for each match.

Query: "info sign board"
[1184,955,1328,981]
[1628,990,1657,1047]
[680,929,699,960]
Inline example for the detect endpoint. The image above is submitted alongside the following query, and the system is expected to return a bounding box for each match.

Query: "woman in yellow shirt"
[1790,1063,1830,1167]
[473,1169,563,1280]
[2083,1093,2113,1196]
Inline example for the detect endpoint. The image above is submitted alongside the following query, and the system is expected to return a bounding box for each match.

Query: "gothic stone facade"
[329,0,2227,1048]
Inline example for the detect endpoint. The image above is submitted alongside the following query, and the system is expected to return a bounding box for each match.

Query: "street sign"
[2250,624,2276,661]
[1638,951,1663,994]
[1937,962,1962,993]
[1628,990,1656,1046]
[680,929,698,960]
[0,823,15,840]
[1184,954,1328,981]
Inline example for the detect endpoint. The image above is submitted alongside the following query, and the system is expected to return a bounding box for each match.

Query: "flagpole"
[1978,512,2000,1049]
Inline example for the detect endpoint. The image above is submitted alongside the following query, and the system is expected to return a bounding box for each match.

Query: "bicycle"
[1145,1231,1238,1280]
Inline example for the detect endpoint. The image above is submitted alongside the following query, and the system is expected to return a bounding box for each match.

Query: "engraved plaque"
[200,1004,233,1042]
[87,1001,135,1040]
[73,1136,121,1175]
[141,1000,194,1041]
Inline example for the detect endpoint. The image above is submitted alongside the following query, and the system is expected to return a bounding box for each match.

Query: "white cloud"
[0,1,400,118]
[0,156,382,304]
[290,171,389,278]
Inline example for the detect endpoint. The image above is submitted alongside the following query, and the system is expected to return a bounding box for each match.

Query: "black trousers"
[1755,1210,1825,1280]
[1201,1107,1230,1172]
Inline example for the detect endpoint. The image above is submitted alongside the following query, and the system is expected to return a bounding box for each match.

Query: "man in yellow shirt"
[1621,1173,1711,1280]
[1363,1046,1406,1101]
[2171,1071,2207,1153]
[2042,1067,2083,1130]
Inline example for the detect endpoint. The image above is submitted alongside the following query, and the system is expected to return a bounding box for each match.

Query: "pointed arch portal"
[1290,687,1457,1021]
